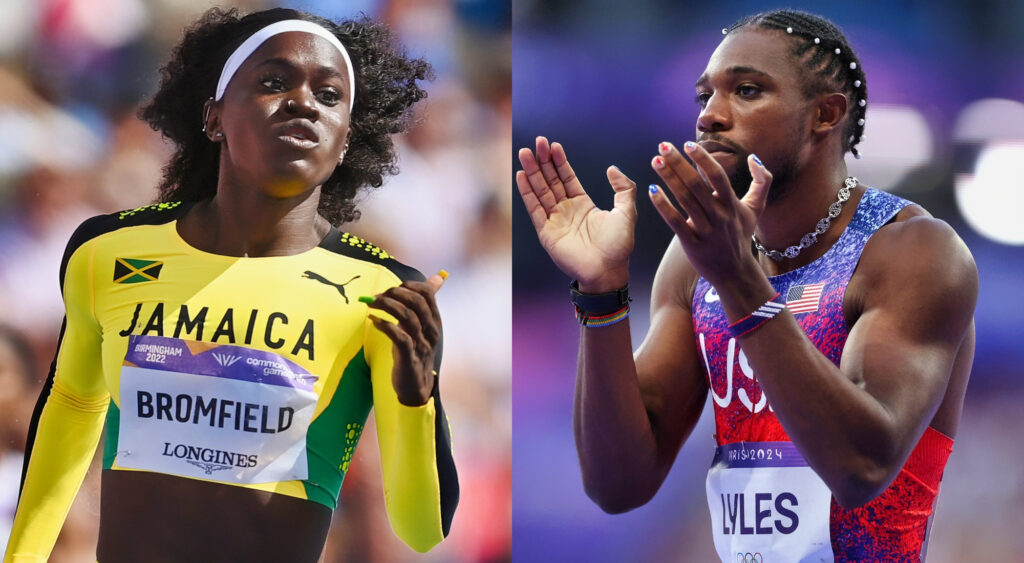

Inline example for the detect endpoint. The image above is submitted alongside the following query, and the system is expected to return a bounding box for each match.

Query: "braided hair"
[139,7,432,226]
[724,10,867,158]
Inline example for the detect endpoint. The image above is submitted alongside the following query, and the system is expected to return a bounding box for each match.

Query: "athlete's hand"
[363,271,446,406]
[647,141,771,288]
[516,136,637,292]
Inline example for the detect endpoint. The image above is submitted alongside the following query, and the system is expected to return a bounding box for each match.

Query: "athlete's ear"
[203,98,225,142]
[812,92,848,136]
[339,129,352,163]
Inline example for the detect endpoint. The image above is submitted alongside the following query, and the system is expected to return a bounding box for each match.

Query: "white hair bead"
[814,37,820,44]
[835,48,841,54]
[858,99,866,107]
[857,118,865,126]
[854,80,861,87]
[786,27,793,33]
[850,62,857,70]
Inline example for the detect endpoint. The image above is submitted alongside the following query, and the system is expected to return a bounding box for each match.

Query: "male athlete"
[516,10,976,561]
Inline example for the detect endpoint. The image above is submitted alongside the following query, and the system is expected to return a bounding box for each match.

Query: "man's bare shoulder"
[864,204,974,272]
[855,202,978,317]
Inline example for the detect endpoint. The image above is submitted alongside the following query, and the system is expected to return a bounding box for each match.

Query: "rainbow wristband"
[727,292,785,338]
[576,305,629,328]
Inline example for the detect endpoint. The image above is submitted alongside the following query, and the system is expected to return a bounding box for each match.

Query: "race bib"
[117,335,318,484]
[705,442,834,563]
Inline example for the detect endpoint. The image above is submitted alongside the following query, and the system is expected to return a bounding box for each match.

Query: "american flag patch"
[786,283,825,313]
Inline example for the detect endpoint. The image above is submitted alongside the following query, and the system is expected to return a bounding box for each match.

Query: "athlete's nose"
[697,93,732,133]
[285,86,320,121]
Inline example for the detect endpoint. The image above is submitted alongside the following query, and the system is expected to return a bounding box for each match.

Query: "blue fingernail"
[752,153,763,167]
[684,141,697,151]
[649,184,659,194]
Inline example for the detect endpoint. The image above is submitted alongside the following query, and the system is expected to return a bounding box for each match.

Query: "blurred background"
[513,0,1023,561]
[0,0,510,561]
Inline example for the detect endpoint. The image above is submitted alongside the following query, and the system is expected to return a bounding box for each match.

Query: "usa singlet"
[692,188,952,561]
[6,202,458,560]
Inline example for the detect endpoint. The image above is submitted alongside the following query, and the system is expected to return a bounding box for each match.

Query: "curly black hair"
[725,10,867,158]
[139,7,432,225]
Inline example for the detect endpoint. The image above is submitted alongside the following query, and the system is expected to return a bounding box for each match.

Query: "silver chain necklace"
[752,176,857,261]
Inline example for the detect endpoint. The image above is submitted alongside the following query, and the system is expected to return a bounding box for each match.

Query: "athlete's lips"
[275,120,320,148]
[698,140,736,154]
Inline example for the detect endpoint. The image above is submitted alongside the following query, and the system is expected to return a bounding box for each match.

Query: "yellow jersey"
[5,202,458,560]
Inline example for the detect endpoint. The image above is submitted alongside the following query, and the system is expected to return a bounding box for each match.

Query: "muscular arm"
[574,241,709,513]
[722,216,977,508]
[517,137,711,513]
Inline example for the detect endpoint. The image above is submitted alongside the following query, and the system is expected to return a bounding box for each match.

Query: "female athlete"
[5,7,457,562]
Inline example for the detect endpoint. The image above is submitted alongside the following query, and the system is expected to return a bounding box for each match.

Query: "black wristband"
[569,280,631,314]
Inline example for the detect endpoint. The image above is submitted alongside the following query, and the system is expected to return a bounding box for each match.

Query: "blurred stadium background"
[513,0,1023,561]
[0,0,510,561]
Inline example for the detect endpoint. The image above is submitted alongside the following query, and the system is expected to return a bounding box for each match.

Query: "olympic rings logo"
[736,553,764,563]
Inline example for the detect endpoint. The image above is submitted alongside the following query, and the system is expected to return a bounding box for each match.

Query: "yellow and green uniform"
[5,202,458,561]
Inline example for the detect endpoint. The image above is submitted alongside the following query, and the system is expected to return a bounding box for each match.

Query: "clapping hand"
[647,141,772,287]
[516,136,638,292]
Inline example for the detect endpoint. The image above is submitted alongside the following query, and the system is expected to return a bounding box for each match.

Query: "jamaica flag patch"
[114,258,163,284]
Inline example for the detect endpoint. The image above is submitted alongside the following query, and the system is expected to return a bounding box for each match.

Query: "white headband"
[214,19,356,110]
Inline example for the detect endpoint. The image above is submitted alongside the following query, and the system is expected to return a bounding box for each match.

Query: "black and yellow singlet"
[5,202,458,560]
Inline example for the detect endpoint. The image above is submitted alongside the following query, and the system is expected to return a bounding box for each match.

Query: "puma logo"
[302,271,360,304]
